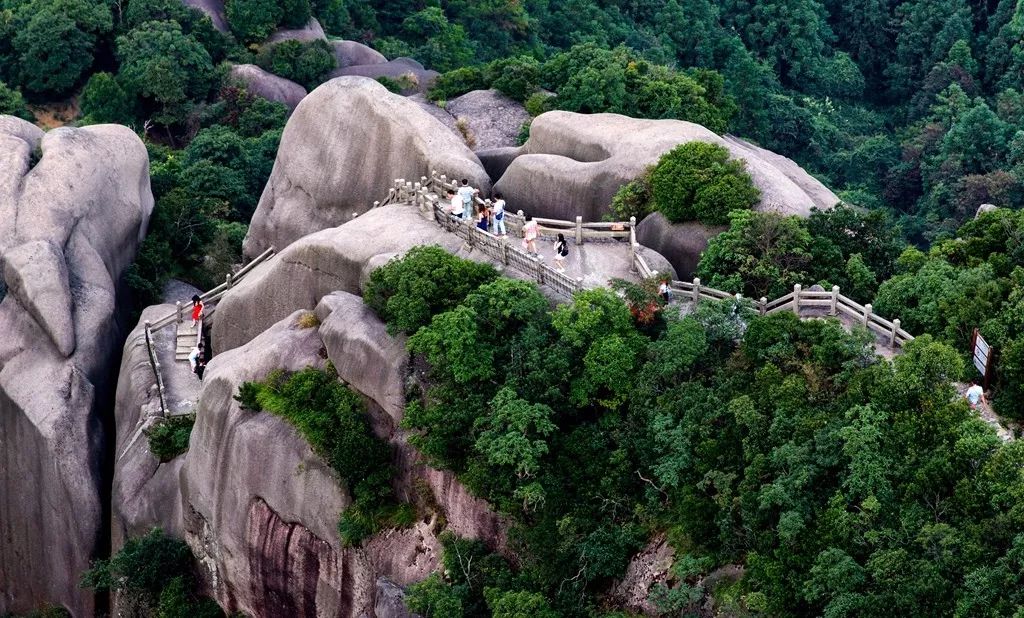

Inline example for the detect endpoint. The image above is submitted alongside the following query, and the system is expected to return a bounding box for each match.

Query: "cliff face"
[0,116,153,616]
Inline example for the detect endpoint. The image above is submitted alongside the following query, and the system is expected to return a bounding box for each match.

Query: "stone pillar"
[830,285,839,316]
[793,284,802,315]
[575,216,583,245]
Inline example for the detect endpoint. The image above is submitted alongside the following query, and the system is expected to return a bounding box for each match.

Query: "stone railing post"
[501,238,510,265]
[576,276,584,293]
[863,303,873,327]
[890,318,900,347]
[226,273,233,288]
[830,285,839,316]
[535,257,544,284]
[692,277,701,304]
[792,284,802,315]
[575,216,583,245]
[406,181,413,202]
[759,297,767,316]
[176,300,183,323]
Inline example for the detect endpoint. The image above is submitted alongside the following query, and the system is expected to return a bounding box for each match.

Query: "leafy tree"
[226,0,282,43]
[279,0,312,28]
[364,245,499,335]
[399,7,474,73]
[116,20,218,127]
[80,72,135,125]
[255,39,336,90]
[887,0,972,97]
[0,80,33,120]
[649,142,760,225]
[485,588,560,618]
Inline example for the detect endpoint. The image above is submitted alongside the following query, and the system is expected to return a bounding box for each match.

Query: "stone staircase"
[174,320,201,362]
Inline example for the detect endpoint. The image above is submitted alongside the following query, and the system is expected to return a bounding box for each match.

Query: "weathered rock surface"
[635,212,725,281]
[493,111,839,222]
[410,93,459,133]
[316,292,408,424]
[446,89,530,150]
[182,0,227,32]
[243,77,490,258]
[266,17,326,44]
[229,64,307,110]
[330,57,439,93]
[375,578,420,618]
[331,40,387,68]
[476,146,519,183]
[0,116,153,616]
[609,534,675,614]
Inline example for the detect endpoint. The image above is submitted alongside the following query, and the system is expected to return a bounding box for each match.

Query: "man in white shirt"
[965,381,987,410]
[492,193,506,235]
[457,179,476,220]
[446,189,464,218]
[188,342,204,374]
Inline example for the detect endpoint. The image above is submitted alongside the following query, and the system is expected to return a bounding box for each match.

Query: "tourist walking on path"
[492,193,507,236]
[966,381,988,410]
[190,295,204,328]
[188,342,204,373]
[553,233,568,272]
[457,179,477,221]
[522,215,539,256]
[659,279,671,303]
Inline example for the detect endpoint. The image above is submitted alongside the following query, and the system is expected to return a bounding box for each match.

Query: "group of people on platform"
[445,179,570,272]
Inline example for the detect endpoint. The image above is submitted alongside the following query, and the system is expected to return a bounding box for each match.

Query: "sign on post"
[970,328,993,388]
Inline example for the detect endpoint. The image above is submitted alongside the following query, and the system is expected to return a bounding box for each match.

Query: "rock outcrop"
[635,213,725,281]
[266,17,326,44]
[330,57,439,93]
[0,116,153,616]
[446,89,530,150]
[493,111,839,222]
[182,0,227,32]
[229,64,307,111]
[331,40,387,69]
[243,77,490,259]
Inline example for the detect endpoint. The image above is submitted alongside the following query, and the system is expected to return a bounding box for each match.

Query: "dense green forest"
[4,0,1024,614]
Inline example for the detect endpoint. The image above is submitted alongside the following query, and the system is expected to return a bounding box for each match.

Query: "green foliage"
[427,66,486,101]
[237,368,406,545]
[146,415,195,463]
[226,0,281,43]
[255,39,336,90]
[0,80,33,121]
[364,245,499,335]
[406,573,465,617]
[609,170,654,222]
[116,20,218,126]
[483,55,540,102]
[79,72,135,125]
[81,529,220,616]
[649,142,760,225]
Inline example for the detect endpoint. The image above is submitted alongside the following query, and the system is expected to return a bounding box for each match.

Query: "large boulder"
[0,117,153,616]
[182,0,227,32]
[266,17,326,44]
[445,89,530,150]
[243,77,489,259]
[331,40,387,69]
[330,57,440,93]
[635,213,725,281]
[493,111,839,222]
[229,64,307,110]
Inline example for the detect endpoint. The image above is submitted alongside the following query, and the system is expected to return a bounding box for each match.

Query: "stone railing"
[141,246,276,416]
[671,279,914,348]
[376,171,915,349]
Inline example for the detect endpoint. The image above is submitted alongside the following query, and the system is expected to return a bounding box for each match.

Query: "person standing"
[477,202,490,232]
[457,179,477,221]
[659,279,671,303]
[522,215,539,256]
[190,294,204,328]
[553,233,568,272]
[966,381,988,410]
[188,342,204,374]
[447,188,464,219]
[492,193,507,236]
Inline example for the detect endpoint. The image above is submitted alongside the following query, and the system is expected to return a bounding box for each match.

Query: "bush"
[524,92,552,117]
[146,415,195,463]
[0,80,34,121]
[255,39,336,90]
[226,0,281,43]
[483,55,541,102]
[649,142,760,225]
[79,72,135,125]
[364,245,499,335]
[609,170,654,222]
[427,66,485,102]
[81,529,220,616]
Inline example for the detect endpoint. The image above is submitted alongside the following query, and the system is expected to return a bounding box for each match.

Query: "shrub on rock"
[650,141,760,225]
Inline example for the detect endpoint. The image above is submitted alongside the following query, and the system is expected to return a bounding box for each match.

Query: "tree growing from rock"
[649,141,761,225]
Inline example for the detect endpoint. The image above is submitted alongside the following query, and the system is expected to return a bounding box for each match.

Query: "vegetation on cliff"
[236,367,414,545]
[374,248,1024,617]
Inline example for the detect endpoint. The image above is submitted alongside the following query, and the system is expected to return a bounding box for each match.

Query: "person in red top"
[190,294,204,327]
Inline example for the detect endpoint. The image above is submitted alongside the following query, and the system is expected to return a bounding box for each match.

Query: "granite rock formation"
[445,89,531,150]
[330,57,439,93]
[0,116,153,616]
[229,64,307,110]
[493,111,839,222]
[266,17,326,44]
[243,77,490,258]
[331,40,387,69]
[635,213,726,281]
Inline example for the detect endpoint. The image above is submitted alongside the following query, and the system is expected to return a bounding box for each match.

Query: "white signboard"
[973,331,991,378]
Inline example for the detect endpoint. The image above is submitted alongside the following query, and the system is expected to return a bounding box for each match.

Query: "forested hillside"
[3,0,1024,616]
